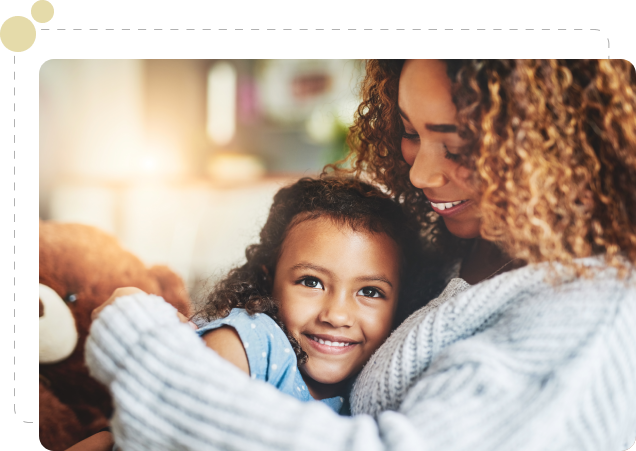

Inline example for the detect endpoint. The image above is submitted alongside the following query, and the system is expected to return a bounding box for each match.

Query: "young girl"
[193,177,443,414]
[86,176,440,450]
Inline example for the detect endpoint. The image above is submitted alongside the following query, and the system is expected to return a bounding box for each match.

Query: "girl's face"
[273,216,400,396]
[398,59,481,239]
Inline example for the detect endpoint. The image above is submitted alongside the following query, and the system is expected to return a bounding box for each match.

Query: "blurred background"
[40,59,364,304]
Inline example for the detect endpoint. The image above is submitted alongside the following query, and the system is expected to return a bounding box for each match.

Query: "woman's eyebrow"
[398,107,458,133]
[425,123,458,133]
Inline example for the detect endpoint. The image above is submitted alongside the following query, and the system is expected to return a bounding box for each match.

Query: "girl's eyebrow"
[398,106,458,133]
[354,276,393,288]
[290,263,335,277]
[290,264,393,288]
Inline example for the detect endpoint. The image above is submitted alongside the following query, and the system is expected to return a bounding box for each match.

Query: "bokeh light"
[40,59,363,304]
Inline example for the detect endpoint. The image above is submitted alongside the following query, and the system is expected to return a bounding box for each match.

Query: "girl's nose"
[318,292,354,328]
[409,143,448,190]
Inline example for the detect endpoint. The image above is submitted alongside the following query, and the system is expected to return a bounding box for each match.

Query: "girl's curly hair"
[338,59,636,275]
[196,177,445,364]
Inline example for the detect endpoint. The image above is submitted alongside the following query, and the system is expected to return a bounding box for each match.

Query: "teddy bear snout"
[39,283,79,364]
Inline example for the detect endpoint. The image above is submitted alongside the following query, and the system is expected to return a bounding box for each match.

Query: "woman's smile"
[427,198,472,216]
[398,59,482,239]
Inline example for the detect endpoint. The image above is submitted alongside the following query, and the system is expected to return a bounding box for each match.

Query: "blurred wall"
[39,59,360,301]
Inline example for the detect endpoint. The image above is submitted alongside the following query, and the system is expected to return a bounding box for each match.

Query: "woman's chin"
[443,218,481,239]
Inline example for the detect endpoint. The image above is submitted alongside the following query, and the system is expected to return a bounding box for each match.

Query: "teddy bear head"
[39,220,191,450]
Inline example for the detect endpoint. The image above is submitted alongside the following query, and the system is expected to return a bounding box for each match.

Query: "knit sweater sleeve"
[85,293,383,451]
[352,264,636,451]
[85,264,636,451]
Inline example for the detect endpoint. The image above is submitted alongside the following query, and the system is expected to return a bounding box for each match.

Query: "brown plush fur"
[39,221,191,451]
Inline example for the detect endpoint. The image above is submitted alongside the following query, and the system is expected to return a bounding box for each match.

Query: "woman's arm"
[85,293,381,451]
[65,431,114,451]
[85,267,636,451]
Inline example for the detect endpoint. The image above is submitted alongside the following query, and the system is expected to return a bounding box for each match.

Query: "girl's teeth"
[312,336,351,347]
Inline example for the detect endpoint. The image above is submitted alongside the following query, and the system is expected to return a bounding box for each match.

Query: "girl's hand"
[91,286,197,330]
[92,287,145,321]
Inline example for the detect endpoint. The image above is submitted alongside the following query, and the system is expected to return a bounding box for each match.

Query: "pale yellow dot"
[1,17,36,52]
[31,1,54,24]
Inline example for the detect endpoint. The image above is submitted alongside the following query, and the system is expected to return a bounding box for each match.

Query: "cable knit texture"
[85,258,636,451]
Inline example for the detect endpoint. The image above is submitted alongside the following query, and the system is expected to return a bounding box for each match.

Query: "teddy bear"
[39,220,192,451]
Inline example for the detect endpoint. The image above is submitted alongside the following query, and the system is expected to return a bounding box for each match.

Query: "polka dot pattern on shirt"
[195,308,347,414]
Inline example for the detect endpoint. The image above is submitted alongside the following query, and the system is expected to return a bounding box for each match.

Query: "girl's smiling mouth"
[304,334,360,354]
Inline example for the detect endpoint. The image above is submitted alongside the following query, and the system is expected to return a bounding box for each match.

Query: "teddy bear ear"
[148,265,191,317]
[39,284,78,364]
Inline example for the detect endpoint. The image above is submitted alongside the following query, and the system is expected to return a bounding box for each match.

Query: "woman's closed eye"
[357,287,384,298]
[403,130,461,163]
[298,276,324,290]
[443,144,462,162]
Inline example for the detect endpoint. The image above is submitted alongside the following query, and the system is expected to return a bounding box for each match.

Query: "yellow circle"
[0,17,36,52]
[31,1,54,24]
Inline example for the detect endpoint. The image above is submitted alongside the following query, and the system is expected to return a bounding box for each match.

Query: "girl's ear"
[261,265,272,287]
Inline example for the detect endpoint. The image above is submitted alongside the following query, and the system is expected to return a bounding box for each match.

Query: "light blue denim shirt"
[196,308,349,415]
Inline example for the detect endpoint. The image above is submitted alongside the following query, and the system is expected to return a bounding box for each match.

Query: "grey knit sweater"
[85,258,636,451]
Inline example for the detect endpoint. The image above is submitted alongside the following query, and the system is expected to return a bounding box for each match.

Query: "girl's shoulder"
[197,308,280,336]
[197,309,301,388]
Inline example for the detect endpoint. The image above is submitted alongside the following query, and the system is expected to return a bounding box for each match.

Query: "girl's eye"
[402,132,419,141]
[300,277,324,290]
[357,287,383,298]
[444,144,461,162]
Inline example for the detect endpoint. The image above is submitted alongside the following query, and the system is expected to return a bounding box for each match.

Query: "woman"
[86,60,636,451]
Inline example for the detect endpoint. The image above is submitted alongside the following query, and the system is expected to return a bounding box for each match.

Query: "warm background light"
[40,59,362,304]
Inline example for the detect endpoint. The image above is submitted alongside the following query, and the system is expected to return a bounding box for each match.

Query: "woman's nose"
[409,144,448,189]
[318,293,354,328]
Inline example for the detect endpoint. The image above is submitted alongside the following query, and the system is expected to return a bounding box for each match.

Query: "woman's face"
[273,216,400,396]
[399,59,481,239]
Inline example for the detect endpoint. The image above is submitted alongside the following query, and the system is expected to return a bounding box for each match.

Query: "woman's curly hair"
[196,177,446,364]
[338,59,636,275]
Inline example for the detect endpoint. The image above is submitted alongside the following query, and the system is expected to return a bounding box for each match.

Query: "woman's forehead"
[398,59,457,122]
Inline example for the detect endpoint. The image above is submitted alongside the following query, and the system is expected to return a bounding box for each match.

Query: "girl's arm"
[200,326,250,375]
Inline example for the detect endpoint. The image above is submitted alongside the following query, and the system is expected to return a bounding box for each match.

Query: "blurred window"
[207,62,237,146]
